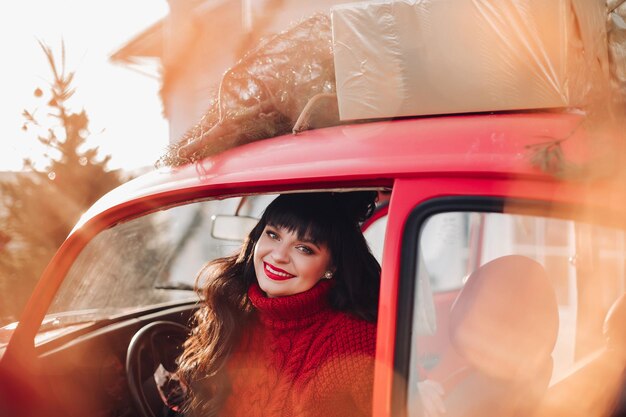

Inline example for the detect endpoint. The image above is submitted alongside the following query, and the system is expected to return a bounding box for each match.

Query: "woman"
[178,191,381,417]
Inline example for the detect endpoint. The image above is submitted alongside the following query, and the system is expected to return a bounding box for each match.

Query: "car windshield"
[46,195,276,328]
[46,191,387,330]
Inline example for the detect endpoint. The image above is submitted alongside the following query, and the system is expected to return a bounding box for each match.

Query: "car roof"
[73,112,585,233]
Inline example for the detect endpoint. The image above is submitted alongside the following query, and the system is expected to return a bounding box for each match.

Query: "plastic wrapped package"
[158,14,337,167]
[608,0,626,101]
[157,1,619,168]
[331,0,610,121]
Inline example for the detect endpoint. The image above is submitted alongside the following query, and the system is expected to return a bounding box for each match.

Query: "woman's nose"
[270,244,289,263]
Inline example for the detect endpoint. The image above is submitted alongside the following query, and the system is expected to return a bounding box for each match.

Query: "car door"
[374,176,626,417]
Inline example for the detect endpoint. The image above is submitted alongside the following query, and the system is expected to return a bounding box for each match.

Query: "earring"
[324,271,333,280]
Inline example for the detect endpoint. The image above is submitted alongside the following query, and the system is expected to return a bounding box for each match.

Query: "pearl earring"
[324,271,333,279]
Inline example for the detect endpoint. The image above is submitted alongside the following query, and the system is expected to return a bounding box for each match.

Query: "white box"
[331,0,608,120]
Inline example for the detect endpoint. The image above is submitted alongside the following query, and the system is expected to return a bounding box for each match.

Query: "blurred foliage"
[0,42,123,325]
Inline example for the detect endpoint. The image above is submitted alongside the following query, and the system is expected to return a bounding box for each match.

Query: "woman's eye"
[266,230,278,240]
[297,246,314,255]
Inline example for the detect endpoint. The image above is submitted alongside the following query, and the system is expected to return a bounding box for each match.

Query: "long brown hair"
[178,191,381,415]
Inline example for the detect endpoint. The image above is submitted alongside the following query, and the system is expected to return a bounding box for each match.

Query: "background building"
[111,0,346,143]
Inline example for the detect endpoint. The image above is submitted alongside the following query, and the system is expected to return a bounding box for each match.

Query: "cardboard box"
[331,0,608,120]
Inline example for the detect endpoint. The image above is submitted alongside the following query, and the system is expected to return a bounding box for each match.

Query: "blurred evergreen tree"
[0,42,123,325]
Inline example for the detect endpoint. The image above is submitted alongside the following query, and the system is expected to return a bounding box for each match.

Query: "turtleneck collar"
[248,279,333,330]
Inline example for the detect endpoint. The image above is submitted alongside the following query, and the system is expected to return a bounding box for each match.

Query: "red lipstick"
[263,262,296,281]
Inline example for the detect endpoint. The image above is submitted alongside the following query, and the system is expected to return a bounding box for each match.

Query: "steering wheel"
[126,321,190,417]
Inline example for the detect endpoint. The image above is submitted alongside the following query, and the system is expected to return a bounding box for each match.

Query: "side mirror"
[211,215,258,241]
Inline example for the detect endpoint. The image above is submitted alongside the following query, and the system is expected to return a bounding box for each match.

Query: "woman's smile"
[263,262,296,281]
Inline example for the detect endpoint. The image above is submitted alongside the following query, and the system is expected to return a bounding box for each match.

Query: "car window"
[408,211,626,417]
[363,215,387,264]
[46,196,270,325]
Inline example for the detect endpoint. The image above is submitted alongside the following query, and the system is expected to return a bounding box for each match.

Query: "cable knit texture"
[220,280,376,417]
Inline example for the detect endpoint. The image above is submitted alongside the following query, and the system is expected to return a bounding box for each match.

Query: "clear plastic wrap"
[331,0,610,120]
[608,0,626,101]
[158,14,337,167]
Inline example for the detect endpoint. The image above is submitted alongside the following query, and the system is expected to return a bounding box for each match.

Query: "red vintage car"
[1,112,626,417]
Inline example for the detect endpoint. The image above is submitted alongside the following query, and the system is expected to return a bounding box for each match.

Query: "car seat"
[430,255,560,417]
[532,293,626,417]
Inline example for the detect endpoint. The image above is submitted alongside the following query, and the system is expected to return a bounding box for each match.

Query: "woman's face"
[253,224,333,298]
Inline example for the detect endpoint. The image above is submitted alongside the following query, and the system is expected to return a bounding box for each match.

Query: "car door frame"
[373,175,624,417]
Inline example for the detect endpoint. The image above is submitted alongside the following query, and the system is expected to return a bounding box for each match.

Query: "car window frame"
[391,195,626,417]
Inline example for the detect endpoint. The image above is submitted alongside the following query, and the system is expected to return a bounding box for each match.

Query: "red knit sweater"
[219,280,376,417]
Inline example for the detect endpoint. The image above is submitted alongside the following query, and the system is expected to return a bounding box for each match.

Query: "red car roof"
[74,112,586,233]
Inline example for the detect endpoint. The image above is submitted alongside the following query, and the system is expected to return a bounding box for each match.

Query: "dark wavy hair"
[178,191,381,416]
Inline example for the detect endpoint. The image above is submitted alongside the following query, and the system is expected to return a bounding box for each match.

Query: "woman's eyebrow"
[298,237,321,250]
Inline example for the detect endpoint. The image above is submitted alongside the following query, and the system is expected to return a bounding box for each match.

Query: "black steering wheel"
[126,321,190,417]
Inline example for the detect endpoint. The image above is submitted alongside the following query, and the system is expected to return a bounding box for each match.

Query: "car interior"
[408,210,626,417]
[423,255,559,417]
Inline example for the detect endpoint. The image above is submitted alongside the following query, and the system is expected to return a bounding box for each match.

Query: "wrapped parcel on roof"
[331,0,609,120]
[157,14,338,167]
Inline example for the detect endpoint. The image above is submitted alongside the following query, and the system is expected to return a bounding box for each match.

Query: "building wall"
[163,1,244,142]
